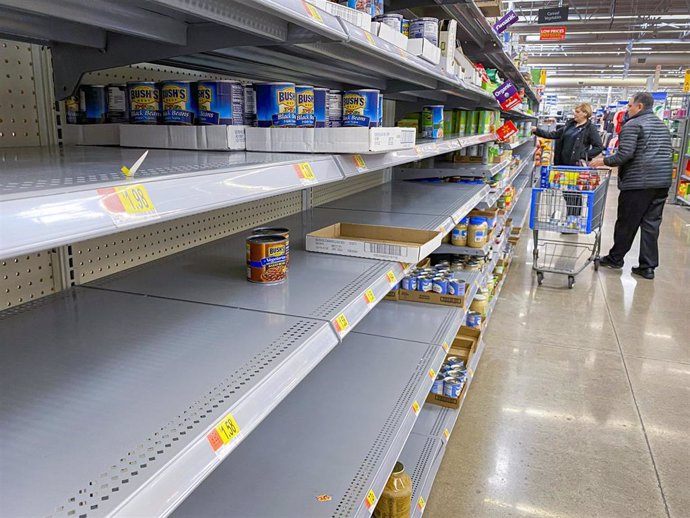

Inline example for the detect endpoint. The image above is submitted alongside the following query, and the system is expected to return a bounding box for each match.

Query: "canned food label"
[161,83,194,124]
[363,288,376,304]
[365,489,377,510]
[412,400,421,415]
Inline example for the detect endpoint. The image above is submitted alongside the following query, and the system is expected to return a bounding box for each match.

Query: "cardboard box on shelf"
[63,124,120,146]
[407,38,441,65]
[371,21,409,49]
[398,286,468,308]
[305,0,371,31]
[425,339,474,409]
[384,289,399,301]
[454,326,481,352]
[119,124,246,150]
[245,127,416,153]
[306,223,442,262]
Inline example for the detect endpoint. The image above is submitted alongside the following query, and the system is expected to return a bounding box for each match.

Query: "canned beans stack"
[400,261,466,296]
[430,356,468,398]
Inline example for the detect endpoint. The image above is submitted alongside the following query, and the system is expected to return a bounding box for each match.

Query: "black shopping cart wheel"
[593,258,600,271]
[568,276,575,289]
[537,271,544,285]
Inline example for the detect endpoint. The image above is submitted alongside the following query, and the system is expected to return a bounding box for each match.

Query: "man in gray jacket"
[590,92,673,280]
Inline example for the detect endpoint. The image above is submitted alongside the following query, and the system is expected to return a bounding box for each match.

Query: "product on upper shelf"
[127,81,160,124]
[451,218,469,246]
[422,105,444,139]
[256,82,297,127]
[160,80,197,125]
[327,90,343,127]
[372,462,412,518]
[197,80,244,126]
[295,85,316,128]
[77,84,107,124]
[409,17,439,45]
[374,13,403,32]
[343,89,381,127]
[105,84,127,123]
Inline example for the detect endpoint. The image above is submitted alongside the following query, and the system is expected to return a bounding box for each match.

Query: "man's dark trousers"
[608,188,668,269]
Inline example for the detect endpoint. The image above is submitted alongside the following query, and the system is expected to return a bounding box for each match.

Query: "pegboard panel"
[72,191,303,284]
[0,251,58,308]
[0,39,55,147]
[81,63,240,85]
[312,170,388,206]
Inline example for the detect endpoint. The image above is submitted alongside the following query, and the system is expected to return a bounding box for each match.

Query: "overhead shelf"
[506,136,535,149]
[0,134,498,260]
[394,158,511,181]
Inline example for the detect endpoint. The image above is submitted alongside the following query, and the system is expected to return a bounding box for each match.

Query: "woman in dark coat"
[532,103,604,219]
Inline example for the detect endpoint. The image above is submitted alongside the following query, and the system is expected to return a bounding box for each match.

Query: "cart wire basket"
[529,166,611,288]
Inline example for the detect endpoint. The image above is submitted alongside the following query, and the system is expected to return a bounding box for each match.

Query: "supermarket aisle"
[426,185,690,518]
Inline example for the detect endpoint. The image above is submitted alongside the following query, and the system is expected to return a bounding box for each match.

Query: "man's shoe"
[599,256,623,269]
[632,267,654,280]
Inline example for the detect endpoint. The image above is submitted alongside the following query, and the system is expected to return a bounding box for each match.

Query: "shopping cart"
[529,166,612,288]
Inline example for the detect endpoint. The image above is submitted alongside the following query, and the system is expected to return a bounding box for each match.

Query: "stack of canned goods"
[430,356,468,398]
[400,261,466,296]
[340,0,384,16]
[65,80,361,129]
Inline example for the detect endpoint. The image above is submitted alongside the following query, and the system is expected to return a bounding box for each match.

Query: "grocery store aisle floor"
[426,183,690,518]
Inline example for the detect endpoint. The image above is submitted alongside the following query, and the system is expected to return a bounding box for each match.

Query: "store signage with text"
[538,6,569,23]
[496,121,518,141]
[493,10,518,34]
[540,27,566,41]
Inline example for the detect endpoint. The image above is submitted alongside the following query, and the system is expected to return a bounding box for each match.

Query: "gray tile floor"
[426,183,690,518]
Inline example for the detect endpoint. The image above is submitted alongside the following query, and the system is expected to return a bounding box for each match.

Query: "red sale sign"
[540,27,566,41]
[496,120,518,141]
[500,92,522,111]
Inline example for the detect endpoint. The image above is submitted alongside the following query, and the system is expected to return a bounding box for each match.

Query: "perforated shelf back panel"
[81,63,240,85]
[312,170,387,207]
[72,191,303,284]
[0,39,52,148]
[0,251,58,309]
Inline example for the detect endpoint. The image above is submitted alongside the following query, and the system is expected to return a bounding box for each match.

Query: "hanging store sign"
[539,27,566,41]
[537,6,569,23]
[684,69,690,93]
[493,10,518,34]
[496,120,518,141]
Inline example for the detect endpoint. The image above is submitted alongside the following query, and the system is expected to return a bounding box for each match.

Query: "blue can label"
[314,88,328,128]
[448,280,465,297]
[432,278,449,294]
[328,90,342,127]
[78,85,106,123]
[431,377,444,395]
[401,276,417,291]
[443,378,463,398]
[256,83,296,127]
[296,86,316,127]
[343,90,380,128]
[127,83,160,124]
[161,82,195,125]
[197,81,244,125]
[410,18,439,45]
[418,277,433,292]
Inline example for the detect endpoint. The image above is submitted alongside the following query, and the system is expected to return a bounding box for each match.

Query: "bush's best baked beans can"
[251,227,289,266]
[246,235,288,284]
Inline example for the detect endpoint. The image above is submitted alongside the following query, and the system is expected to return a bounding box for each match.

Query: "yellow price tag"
[364,32,376,45]
[304,2,323,23]
[364,288,375,304]
[412,400,420,415]
[415,146,423,157]
[417,496,426,511]
[215,412,241,444]
[365,489,377,509]
[468,367,474,377]
[428,368,436,379]
[442,341,449,353]
[113,184,155,214]
[335,313,349,333]
[443,428,450,441]
[352,154,367,170]
[295,162,316,180]
[386,270,396,284]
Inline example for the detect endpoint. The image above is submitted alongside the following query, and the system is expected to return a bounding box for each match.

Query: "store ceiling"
[501,0,690,85]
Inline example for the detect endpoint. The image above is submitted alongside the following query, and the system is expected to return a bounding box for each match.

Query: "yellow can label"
[129,85,159,110]
[343,93,367,115]
[276,87,296,113]
[161,84,189,110]
[197,84,213,111]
